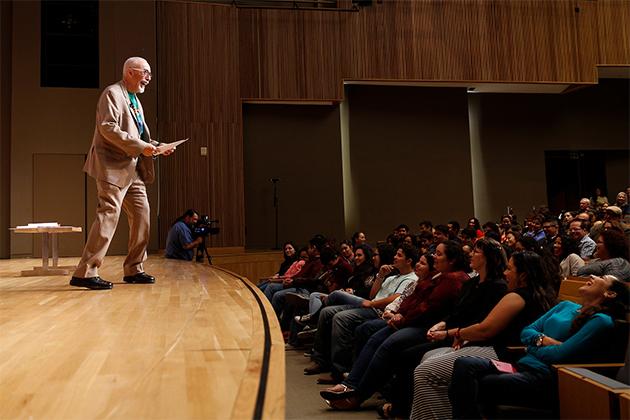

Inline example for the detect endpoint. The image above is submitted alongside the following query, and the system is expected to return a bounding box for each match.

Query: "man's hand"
[142,145,157,156]
[379,264,394,277]
[381,310,394,320]
[162,146,176,156]
[361,299,372,308]
[386,313,402,326]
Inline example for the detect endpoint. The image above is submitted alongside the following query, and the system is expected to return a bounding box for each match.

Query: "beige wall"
[347,85,474,241]
[243,86,475,246]
[244,81,628,246]
[9,0,157,257]
[243,104,345,248]
[470,79,630,223]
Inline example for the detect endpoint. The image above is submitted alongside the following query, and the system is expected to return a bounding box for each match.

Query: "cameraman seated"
[165,209,203,261]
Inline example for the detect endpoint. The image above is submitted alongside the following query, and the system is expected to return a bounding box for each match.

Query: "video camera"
[193,215,220,238]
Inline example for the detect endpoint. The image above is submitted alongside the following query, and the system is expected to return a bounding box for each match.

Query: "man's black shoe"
[69,276,113,290]
[123,272,156,284]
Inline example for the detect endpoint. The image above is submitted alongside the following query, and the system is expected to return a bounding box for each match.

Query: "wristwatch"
[535,334,545,347]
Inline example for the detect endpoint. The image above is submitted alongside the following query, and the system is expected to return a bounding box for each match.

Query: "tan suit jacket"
[83,81,156,188]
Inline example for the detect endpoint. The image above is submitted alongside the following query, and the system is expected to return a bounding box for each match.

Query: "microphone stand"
[272,178,280,250]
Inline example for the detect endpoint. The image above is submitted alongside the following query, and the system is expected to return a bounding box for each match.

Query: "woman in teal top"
[448,274,629,419]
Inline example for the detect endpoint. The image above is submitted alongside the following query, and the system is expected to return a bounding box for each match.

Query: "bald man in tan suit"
[71,57,173,290]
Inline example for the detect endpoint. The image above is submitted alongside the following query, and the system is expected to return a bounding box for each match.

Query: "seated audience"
[418,220,433,234]
[614,191,629,216]
[373,243,395,269]
[339,240,355,264]
[542,218,559,251]
[417,231,434,255]
[164,209,203,261]
[499,215,513,242]
[448,275,629,419]
[320,242,468,411]
[351,231,367,247]
[482,222,501,239]
[592,187,609,208]
[258,242,297,289]
[295,244,377,327]
[569,219,596,260]
[466,217,484,238]
[553,235,585,277]
[411,250,556,420]
[515,235,539,253]
[459,227,478,246]
[304,245,418,379]
[357,238,508,418]
[402,234,418,248]
[577,228,630,281]
[562,211,575,232]
[270,242,298,277]
[578,197,593,214]
[447,221,460,240]
[260,247,308,301]
[428,225,449,253]
[271,235,325,328]
[352,252,438,351]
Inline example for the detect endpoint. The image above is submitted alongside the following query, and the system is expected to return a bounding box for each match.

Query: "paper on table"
[154,138,189,155]
[16,222,60,229]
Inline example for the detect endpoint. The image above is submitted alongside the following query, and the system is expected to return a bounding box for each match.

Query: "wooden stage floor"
[0,255,284,419]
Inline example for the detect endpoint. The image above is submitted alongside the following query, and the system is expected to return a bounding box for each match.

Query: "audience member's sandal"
[377,402,393,419]
[319,384,355,400]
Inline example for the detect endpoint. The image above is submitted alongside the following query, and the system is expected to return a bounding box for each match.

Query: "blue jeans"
[259,281,284,302]
[270,287,307,316]
[308,292,327,314]
[311,304,379,375]
[343,324,429,401]
[353,318,388,357]
[326,289,366,306]
[448,356,553,419]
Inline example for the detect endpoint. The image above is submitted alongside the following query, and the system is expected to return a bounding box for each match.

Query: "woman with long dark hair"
[449,275,629,419]
[411,250,557,420]
[553,235,584,277]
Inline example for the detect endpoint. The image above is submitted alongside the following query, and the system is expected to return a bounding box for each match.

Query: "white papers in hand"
[155,138,189,155]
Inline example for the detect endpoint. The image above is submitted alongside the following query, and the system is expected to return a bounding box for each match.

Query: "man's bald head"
[122,57,151,94]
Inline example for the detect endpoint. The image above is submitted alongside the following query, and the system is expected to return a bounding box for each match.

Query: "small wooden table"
[10,226,83,276]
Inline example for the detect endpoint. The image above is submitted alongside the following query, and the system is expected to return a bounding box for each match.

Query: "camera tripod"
[195,237,213,265]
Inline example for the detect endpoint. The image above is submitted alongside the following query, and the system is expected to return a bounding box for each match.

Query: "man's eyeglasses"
[131,68,152,78]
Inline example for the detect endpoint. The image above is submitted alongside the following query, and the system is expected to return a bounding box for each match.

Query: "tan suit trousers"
[74,177,150,278]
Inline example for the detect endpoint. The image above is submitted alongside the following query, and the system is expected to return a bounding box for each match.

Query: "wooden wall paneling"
[349,0,590,83]
[0,0,11,258]
[239,10,261,99]
[257,10,306,99]
[574,1,599,82]
[597,0,630,65]
[157,2,190,124]
[207,122,245,248]
[157,1,244,248]
[238,0,610,102]
[301,11,347,99]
